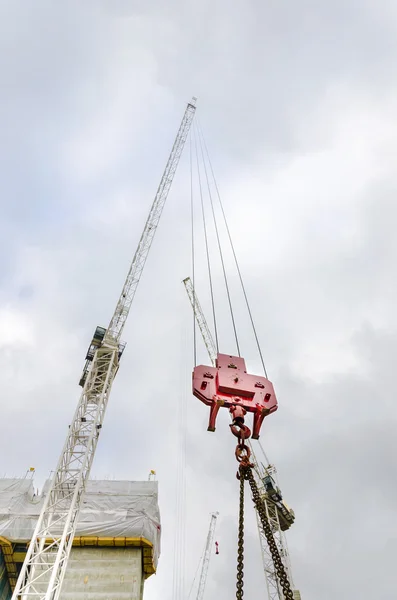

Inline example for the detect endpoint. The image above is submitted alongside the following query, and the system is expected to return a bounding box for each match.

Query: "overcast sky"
[1,1,397,599]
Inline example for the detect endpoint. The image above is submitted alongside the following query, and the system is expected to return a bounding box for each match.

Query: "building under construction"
[0,478,160,599]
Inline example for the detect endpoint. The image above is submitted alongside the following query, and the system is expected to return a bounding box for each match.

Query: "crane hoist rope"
[194,118,268,377]
[187,123,296,599]
[195,119,240,357]
[193,122,219,354]
[12,97,196,600]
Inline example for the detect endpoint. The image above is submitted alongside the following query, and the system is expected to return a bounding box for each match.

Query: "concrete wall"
[60,548,144,600]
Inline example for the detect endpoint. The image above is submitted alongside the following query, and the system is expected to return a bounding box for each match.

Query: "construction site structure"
[183,276,300,599]
[196,512,218,600]
[0,478,160,600]
[8,98,196,600]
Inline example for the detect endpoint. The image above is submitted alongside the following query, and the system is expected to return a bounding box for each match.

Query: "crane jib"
[105,100,196,344]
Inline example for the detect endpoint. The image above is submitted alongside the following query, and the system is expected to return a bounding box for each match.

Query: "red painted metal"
[192,353,277,439]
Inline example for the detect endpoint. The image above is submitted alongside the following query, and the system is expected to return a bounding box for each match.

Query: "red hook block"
[192,353,278,439]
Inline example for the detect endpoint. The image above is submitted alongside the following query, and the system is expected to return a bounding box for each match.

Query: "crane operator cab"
[79,326,126,387]
[262,474,295,531]
[263,474,283,502]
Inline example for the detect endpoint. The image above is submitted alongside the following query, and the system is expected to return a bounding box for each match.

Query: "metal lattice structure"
[253,465,295,600]
[12,98,196,600]
[196,512,218,600]
[249,442,301,600]
[183,277,217,365]
[107,101,197,344]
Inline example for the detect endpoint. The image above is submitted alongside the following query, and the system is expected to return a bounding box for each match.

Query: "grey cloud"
[0,1,396,599]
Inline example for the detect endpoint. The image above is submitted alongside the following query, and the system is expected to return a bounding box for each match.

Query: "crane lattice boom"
[107,101,197,343]
[183,277,217,365]
[196,512,218,600]
[12,98,196,600]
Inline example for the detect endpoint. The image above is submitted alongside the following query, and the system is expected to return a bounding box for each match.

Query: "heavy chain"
[244,465,294,600]
[233,438,294,600]
[236,470,245,600]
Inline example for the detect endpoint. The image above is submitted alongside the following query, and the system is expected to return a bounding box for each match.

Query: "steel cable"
[197,122,241,357]
[193,125,219,352]
[190,130,197,367]
[197,121,268,378]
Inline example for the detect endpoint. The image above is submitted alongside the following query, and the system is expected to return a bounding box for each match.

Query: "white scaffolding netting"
[0,478,161,567]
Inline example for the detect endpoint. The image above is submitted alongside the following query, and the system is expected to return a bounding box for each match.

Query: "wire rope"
[257,438,271,468]
[194,125,219,353]
[190,129,197,366]
[197,121,241,357]
[197,120,268,378]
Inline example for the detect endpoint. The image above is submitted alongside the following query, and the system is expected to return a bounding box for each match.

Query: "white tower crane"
[182,276,300,600]
[183,277,216,366]
[249,444,300,600]
[196,512,219,600]
[12,98,196,600]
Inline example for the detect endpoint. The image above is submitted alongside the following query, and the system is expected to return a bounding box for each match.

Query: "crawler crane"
[183,276,300,599]
[12,98,196,600]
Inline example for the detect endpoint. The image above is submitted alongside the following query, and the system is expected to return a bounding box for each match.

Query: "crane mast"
[12,98,196,600]
[196,512,218,600]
